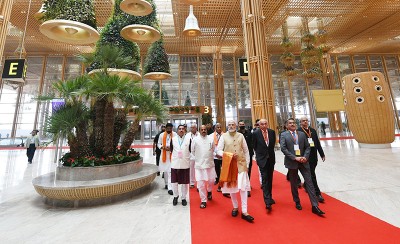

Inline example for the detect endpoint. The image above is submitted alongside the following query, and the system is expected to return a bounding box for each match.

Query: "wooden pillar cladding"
[0,0,13,65]
[213,52,226,127]
[241,0,277,130]
[321,54,343,132]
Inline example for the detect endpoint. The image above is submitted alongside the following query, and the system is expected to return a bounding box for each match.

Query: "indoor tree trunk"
[103,100,115,156]
[93,98,106,156]
[67,135,79,159]
[76,121,90,158]
[113,110,127,152]
[120,119,140,153]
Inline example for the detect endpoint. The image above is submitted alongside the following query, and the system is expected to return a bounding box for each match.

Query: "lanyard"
[301,127,311,138]
[178,135,185,149]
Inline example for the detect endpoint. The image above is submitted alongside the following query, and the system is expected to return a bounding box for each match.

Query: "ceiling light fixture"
[182,5,201,37]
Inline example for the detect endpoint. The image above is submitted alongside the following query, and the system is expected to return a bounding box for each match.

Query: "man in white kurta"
[188,123,200,188]
[171,125,192,206]
[217,120,254,222]
[191,125,216,209]
[158,123,177,195]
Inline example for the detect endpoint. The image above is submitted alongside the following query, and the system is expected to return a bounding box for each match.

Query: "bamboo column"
[240,0,277,130]
[213,51,226,127]
[321,54,343,132]
[0,0,13,66]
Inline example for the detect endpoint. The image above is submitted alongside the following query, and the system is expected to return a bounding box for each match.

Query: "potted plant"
[143,38,171,80]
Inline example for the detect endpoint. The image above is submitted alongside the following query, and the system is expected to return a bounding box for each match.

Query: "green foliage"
[184,91,192,106]
[143,39,170,74]
[42,0,97,29]
[202,113,212,125]
[59,150,140,167]
[151,81,170,105]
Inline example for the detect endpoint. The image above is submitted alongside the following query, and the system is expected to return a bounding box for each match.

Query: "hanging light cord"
[20,0,33,59]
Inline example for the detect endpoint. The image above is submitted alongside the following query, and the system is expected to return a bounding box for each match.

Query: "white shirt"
[191,134,215,169]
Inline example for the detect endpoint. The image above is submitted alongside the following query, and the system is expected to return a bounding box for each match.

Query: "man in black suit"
[298,116,326,203]
[252,119,276,211]
[238,120,254,197]
[280,118,325,216]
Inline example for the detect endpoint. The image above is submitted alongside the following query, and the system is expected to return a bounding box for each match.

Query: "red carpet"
[189,166,400,244]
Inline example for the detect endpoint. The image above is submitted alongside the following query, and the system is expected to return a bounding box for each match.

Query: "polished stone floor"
[0,138,399,243]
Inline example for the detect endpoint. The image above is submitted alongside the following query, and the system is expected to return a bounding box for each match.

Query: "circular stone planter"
[32,158,158,207]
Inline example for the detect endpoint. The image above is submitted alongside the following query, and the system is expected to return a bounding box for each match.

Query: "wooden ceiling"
[3,0,400,57]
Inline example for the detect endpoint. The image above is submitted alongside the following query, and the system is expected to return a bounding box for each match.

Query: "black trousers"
[155,149,161,166]
[259,161,275,205]
[248,154,254,179]
[309,160,321,195]
[214,158,222,182]
[27,144,36,162]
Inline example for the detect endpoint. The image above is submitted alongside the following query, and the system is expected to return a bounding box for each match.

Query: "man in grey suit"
[280,118,325,216]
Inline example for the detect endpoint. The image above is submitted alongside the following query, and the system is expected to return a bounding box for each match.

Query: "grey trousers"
[288,164,319,207]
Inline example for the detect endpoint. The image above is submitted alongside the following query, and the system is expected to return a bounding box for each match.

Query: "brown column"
[320,54,343,132]
[241,0,277,130]
[213,51,226,127]
[0,0,13,65]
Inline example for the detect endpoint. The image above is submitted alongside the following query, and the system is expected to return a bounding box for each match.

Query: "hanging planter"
[283,66,297,77]
[316,30,328,44]
[143,39,171,80]
[301,33,316,44]
[280,52,295,67]
[120,0,153,16]
[319,44,332,54]
[39,0,99,45]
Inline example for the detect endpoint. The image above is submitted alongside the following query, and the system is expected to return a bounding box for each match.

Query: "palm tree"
[120,89,166,153]
[41,76,91,158]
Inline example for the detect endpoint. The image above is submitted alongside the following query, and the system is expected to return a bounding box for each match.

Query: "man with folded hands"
[191,125,216,209]
[217,120,254,223]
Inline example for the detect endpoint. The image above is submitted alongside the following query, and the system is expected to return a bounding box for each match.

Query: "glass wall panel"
[180,56,198,106]
[369,55,383,73]
[0,84,18,139]
[37,56,64,133]
[384,56,400,130]
[337,56,353,78]
[353,55,368,73]
[64,56,82,80]
[223,56,237,122]
[15,57,44,137]
[330,56,341,89]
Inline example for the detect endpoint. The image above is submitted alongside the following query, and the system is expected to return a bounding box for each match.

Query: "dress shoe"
[217,187,222,192]
[200,202,207,209]
[168,190,173,195]
[223,193,230,198]
[173,197,178,206]
[162,172,164,178]
[312,206,325,216]
[317,195,325,203]
[207,192,212,200]
[270,199,276,205]
[157,172,160,176]
[190,185,195,188]
[295,202,302,210]
[231,209,239,217]
[247,191,251,197]
[164,185,168,190]
[182,199,187,206]
[266,204,272,211]
[241,213,254,222]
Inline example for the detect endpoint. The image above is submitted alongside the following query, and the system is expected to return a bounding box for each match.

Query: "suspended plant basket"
[301,46,321,58]
[319,44,332,54]
[39,0,99,45]
[121,24,161,43]
[283,66,297,77]
[316,30,328,44]
[301,33,316,44]
[143,39,171,80]
[302,67,322,79]
[88,68,141,81]
[120,0,153,16]
[280,52,295,67]
[280,40,293,50]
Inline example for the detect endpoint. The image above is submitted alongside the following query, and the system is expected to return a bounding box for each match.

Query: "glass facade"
[1,53,399,141]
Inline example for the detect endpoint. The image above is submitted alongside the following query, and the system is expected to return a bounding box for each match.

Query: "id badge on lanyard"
[294,144,301,156]
[308,138,315,147]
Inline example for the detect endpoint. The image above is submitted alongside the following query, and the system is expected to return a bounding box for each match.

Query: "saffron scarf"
[219,152,238,188]
[161,132,173,163]
[213,131,224,146]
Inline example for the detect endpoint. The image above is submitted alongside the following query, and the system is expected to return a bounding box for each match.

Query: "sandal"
[200,202,207,209]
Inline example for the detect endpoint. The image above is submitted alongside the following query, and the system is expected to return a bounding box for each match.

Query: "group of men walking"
[153,117,326,223]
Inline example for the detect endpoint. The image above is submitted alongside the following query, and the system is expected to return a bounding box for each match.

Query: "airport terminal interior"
[1,0,400,243]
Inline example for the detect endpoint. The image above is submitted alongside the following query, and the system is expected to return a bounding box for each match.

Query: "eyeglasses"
[301,120,309,122]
